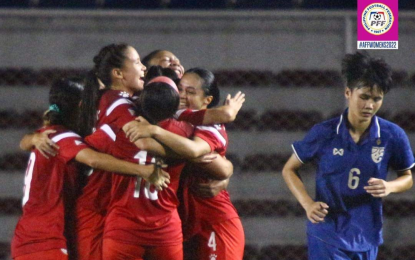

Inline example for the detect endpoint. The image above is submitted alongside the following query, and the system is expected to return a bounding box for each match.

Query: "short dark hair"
[341,51,392,94]
[44,77,84,130]
[142,50,163,68]
[140,82,179,124]
[185,68,220,108]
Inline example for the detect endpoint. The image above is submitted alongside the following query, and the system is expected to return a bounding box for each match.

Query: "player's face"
[178,73,209,110]
[149,51,184,78]
[345,85,384,124]
[121,46,146,94]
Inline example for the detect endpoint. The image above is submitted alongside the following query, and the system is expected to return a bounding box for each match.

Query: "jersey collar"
[336,109,381,142]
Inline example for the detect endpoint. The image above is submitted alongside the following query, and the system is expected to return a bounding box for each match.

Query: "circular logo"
[362,3,394,35]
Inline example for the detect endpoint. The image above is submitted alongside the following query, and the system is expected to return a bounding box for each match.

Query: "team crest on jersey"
[209,254,217,260]
[119,91,130,97]
[371,146,385,163]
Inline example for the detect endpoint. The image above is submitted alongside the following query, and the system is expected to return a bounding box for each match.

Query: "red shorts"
[14,248,68,260]
[75,209,106,260]
[103,238,183,260]
[184,218,245,260]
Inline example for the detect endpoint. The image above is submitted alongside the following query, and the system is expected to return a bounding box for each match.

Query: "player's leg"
[198,218,245,260]
[145,244,183,260]
[102,238,145,260]
[14,248,68,260]
[75,209,105,260]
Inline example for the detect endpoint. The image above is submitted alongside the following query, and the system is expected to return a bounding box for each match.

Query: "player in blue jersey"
[282,52,414,260]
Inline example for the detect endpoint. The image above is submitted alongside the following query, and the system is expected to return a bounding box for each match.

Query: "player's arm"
[127,119,211,159]
[191,153,233,180]
[20,130,59,158]
[282,154,329,224]
[364,169,413,198]
[75,148,170,190]
[201,91,245,125]
[189,155,233,198]
[177,92,245,125]
[191,178,230,198]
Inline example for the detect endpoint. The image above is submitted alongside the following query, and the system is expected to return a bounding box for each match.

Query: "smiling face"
[120,46,146,94]
[345,85,384,126]
[148,50,184,78]
[178,72,211,110]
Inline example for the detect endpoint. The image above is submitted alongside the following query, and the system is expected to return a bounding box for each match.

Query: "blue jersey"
[292,109,414,251]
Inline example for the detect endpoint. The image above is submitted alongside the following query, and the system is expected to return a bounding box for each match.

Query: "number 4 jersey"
[179,123,240,240]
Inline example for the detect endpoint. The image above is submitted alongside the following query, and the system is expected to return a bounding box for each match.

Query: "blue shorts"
[307,235,378,260]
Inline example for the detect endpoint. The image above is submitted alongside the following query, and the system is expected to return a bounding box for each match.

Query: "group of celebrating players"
[10,44,414,260]
[11,44,245,260]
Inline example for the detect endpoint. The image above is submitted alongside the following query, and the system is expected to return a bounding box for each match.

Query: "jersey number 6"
[348,168,361,190]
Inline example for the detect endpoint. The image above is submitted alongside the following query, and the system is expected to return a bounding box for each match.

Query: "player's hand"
[125,118,153,143]
[223,91,245,119]
[33,130,59,159]
[305,201,329,224]
[190,153,217,164]
[191,178,229,198]
[145,159,170,191]
[364,178,391,197]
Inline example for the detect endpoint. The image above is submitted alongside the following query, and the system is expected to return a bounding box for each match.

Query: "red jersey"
[175,108,206,126]
[11,126,88,258]
[76,90,136,213]
[100,119,194,246]
[179,124,239,240]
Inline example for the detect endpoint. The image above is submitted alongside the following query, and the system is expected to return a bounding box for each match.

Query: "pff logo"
[362,3,394,35]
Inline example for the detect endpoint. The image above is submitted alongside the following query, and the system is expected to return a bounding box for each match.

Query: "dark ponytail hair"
[185,68,220,108]
[78,43,129,137]
[140,82,179,124]
[44,77,84,130]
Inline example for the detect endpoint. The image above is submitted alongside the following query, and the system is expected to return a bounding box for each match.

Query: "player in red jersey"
[101,78,187,260]
[178,68,244,260]
[102,76,235,260]
[13,78,169,260]
[130,68,245,260]
[141,49,245,128]
[74,43,150,260]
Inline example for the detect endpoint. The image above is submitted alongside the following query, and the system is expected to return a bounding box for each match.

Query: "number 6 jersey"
[292,109,414,251]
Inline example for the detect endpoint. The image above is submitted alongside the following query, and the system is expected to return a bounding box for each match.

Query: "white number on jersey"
[133,151,157,200]
[22,152,36,206]
[208,231,217,251]
[348,168,361,190]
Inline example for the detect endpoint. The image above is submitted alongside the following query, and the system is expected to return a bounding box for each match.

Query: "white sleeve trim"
[396,163,415,172]
[291,144,304,164]
[52,132,80,143]
[196,125,227,147]
[174,109,186,119]
[100,124,116,141]
[106,98,133,117]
